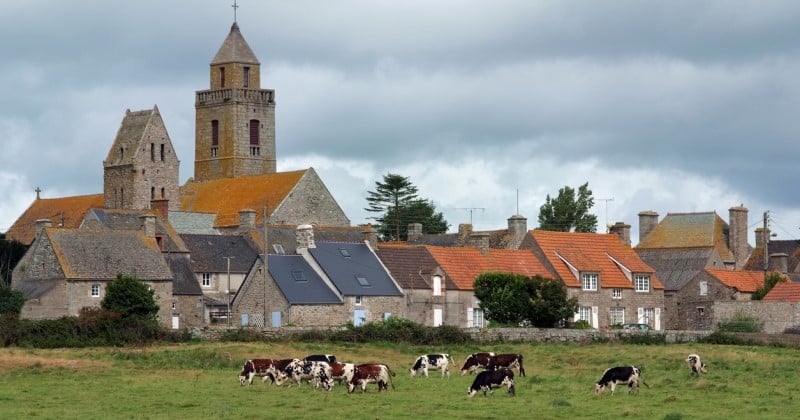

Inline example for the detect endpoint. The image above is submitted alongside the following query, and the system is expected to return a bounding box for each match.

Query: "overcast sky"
[2,0,800,244]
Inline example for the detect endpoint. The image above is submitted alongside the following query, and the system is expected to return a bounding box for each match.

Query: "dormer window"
[582,273,598,291]
[273,244,286,255]
[635,274,650,292]
[432,275,442,296]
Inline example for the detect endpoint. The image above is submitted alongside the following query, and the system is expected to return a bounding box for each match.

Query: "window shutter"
[637,308,644,323]
[467,308,474,328]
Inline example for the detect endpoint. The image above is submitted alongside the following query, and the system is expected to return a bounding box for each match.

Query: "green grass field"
[1,341,798,419]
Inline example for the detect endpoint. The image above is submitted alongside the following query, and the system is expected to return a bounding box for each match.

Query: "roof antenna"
[232,0,239,23]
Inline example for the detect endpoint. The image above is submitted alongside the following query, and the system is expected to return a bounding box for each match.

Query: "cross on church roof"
[35,186,41,199]
[232,1,239,23]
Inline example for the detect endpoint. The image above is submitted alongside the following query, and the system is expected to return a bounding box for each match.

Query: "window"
[582,273,598,291]
[356,275,370,287]
[273,244,285,255]
[635,275,650,292]
[612,289,622,299]
[91,283,101,297]
[211,147,218,157]
[699,281,708,296]
[151,187,155,200]
[249,119,260,156]
[211,120,219,146]
[610,307,625,325]
[160,187,165,199]
[578,306,592,322]
[640,307,655,327]
[468,308,485,328]
[354,295,362,306]
[383,312,392,321]
[160,144,165,161]
[339,248,351,258]
[243,66,250,88]
[220,67,225,87]
[171,302,176,310]
[432,275,442,296]
[697,307,705,316]
[433,309,443,327]
[202,273,212,287]
[150,143,155,161]
[291,270,307,282]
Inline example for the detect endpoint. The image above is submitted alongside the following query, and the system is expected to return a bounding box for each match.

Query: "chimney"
[407,223,423,242]
[638,211,659,243]
[362,224,378,250]
[296,224,315,250]
[239,209,256,231]
[35,219,52,235]
[458,223,473,238]
[608,222,631,246]
[507,214,527,249]
[139,214,156,238]
[469,232,490,255]
[769,253,789,274]
[728,205,748,269]
[150,198,169,220]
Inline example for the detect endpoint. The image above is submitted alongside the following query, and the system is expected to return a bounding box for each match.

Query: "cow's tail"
[386,364,397,390]
[517,354,525,377]
[641,380,650,389]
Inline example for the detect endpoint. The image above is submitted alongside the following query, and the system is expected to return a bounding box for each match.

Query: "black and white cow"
[275,359,334,391]
[410,353,454,378]
[686,354,708,376]
[460,352,496,375]
[467,368,516,397]
[595,366,647,395]
[304,354,337,365]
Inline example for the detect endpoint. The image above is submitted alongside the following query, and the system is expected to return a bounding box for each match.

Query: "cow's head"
[239,360,254,386]
[460,355,477,375]
[273,371,289,386]
[410,356,426,376]
[699,363,708,374]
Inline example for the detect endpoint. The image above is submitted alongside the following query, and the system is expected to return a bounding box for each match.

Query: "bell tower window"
[211,120,219,157]
[219,67,225,88]
[243,67,250,88]
[249,119,260,156]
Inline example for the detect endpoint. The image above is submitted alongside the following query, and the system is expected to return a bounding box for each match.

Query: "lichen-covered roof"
[705,268,766,293]
[82,208,188,253]
[211,22,259,65]
[179,170,306,228]
[168,211,219,235]
[531,230,663,290]
[636,212,734,261]
[6,194,104,245]
[425,246,550,291]
[743,240,800,272]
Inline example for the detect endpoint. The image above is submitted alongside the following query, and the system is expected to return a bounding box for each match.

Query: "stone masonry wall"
[270,171,350,226]
[713,301,800,334]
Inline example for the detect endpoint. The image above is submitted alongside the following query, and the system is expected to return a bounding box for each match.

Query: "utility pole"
[263,205,268,329]
[224,256,234,328]
[763,211,769,273]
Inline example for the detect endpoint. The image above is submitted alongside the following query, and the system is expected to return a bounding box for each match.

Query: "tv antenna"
[457,207,485,225]
[597,198,614,232]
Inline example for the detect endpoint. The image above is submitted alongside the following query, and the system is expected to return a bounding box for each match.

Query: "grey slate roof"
[268,255,342,304]
[103,107,159,166]
[181,234,258,273]
[376,246,458,290]
[743,239,800,272]
[168,211,219,235]
[211,22,259,65]
[82,208,189,253]
[308,242,403,297]
[260,225,366,255]
[167,255,203,296]
[636,248,713,291]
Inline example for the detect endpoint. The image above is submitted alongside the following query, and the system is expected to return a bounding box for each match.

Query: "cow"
[410,353,454,378]
[275,359,334,391]
[347,363,396,393]
[460,352,496,375]
[686,354,708,376]
[330,361,356,385]
[467,368,516,397]
[486,353,526,377]
[239,359,281,386]
[304,354,337,365]
[595,366,649,395]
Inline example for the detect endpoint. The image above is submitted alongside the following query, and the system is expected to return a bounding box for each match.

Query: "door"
[171,315,179,330]
[433,309,443,327]
[354,309,367,327]
[241,313,249,327]
[271,311,281,328]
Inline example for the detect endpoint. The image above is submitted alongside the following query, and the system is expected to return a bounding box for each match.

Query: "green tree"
[473,272,577,327]
[379,199,449,241]
[365,173,448,241]
[752,272,787,300]
[0,285,25,315]
[101,274,159,319]
[537,182,598,232]
[0,235,28,287]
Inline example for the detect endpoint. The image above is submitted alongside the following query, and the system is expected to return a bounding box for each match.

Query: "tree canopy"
[537,182,598,232]
[752,272,787,300]
[473,272,578,327]
[0,236,28,287]
[365,173,449,241]
[0,285,25,316]
[101,274,159,319]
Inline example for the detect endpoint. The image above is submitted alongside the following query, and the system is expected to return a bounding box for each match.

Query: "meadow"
[1,340,798,419]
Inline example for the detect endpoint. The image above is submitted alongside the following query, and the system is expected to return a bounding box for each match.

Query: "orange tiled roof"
[5,194,104,244]
[531,230,663,289]
[763,281,800,304]
[179,170,306,228]
[425,246,550,290]
[705,268,765,293]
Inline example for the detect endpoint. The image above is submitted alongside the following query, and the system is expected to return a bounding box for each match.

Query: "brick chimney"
[638,211,659,243]
[469,232,490,255]
[239,209,256,231]
[407,223,423,242]
[609,222,631,246]
[507,214,527,249]
[35,219,52,236]
[139,214,156,238]
[728,205,748,269]
[769,253,789,274]
[296,224,315,250]
[150,198,169,219]
[362,224,378,250]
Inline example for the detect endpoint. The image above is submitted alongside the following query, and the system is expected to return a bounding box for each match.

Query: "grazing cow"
[595,366,648,395]
[239,359,281,386]
[330,361,356,384]
[467,368,516,397]
[304,354,337,365]
[460,352,496,375]
[686,354,708,376]
[347,363,396,393]
[276,359,334,391]
[486,353,526,377]
[410,354,454,378]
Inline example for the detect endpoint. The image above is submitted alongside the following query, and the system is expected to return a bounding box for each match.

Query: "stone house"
[11,217,175,328]
[522,230,665,330]
[634,206,751,329]
[678,268,767,330]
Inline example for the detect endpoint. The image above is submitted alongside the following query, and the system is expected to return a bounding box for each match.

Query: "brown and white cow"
[410,354,454,378]
[275,359,334,391]
[347,363,396,393]
[239,359,280,386]
[595,366,648,395]
[467,368,516,397]
[686,354,708,376]
[460,352,496,375]
[486,353,526,377]
[330,361,356,384]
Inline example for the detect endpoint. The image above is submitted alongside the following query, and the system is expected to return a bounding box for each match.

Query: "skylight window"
[339,248,351,258]
[291,270,307,282]
[355,275,370,286]
[273,244,285,255]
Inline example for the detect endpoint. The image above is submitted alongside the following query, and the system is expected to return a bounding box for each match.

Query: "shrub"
[0,285,25,315]
[717,311,762,333]
[101,274,159,320]
[573,320,591,329]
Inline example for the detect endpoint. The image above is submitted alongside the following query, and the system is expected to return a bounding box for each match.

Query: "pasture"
[1,341,798,419]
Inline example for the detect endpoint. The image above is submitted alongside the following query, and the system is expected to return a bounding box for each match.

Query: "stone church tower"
[103,106,180,211]
[194,22,276,182]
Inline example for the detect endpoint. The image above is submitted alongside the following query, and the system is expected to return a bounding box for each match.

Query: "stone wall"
[270,169,350,226]
[713,301,800,334]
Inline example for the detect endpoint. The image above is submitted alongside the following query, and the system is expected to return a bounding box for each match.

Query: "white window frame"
[578,306,592,322]
[582,273,598,291]
[432,275,442,296]
[354,295,363,306]
[610,307,625,325]
[469,307,485,328]
[90,283,101,298]
[433,308,443,327]
[202,273,212,288]
[699,281,708,296]
[634,274,650,292]
[612,289,622,299]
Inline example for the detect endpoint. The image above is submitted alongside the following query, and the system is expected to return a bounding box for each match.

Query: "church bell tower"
[194,22,276,182]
